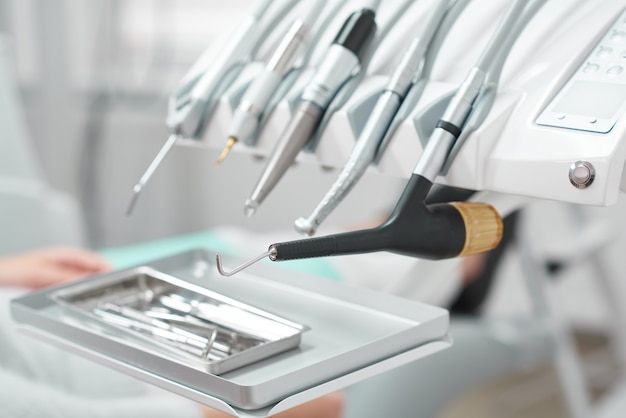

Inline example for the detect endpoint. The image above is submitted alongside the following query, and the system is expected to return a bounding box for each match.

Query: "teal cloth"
[99,230,342,281]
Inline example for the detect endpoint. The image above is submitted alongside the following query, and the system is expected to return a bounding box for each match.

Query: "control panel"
[537,9,626,134]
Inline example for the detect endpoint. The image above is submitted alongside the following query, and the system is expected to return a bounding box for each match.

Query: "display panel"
[552,81,626,119]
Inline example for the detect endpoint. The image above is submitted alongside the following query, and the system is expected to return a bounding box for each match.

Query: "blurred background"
[2,1,626,417]
[1,0,227,248]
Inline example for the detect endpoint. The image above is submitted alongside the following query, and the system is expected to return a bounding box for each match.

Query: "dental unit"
[217,0,549,276]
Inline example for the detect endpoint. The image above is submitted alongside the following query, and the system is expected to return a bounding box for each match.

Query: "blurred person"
[0,247,112,289]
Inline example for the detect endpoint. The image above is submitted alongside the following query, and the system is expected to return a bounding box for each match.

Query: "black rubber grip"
[333,9,377,60]
[273,227,387,261]
[436,120,462,139]
[272,236,338,261]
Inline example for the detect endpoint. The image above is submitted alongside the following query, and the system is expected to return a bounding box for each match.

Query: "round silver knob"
[569,161,595,189]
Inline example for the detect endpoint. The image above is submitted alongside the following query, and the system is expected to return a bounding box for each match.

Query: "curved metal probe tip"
[214,137,237,167]
[215,247,277,276]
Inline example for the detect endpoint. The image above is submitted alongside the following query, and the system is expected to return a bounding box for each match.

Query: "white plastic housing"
[188,0,626,207]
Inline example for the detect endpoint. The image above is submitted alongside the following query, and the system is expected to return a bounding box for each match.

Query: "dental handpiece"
[294,1,450,236]
[127,0,286,215]
[413,0,529,183]
[215,0,326,166]
[243,0,380,217]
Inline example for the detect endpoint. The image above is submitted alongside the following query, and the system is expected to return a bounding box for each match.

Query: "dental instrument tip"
[243,199,259,217]
[214,137,238,167]
[215,247,277,276]
[126,184,143,216]
[126,132,181,216]
[294,217,318,236]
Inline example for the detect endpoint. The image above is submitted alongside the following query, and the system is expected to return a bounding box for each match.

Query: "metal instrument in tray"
[52,267,309,374]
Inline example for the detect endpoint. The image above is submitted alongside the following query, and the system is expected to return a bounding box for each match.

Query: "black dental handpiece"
[269,174,503,262]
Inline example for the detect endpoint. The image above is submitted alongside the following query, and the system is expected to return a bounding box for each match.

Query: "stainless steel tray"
[51,267,309,374]
[11,249,450,413]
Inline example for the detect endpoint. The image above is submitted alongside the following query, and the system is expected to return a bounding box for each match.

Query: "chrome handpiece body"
[216,0,326,165]
[295,1,449,236]
[244,1,380,216]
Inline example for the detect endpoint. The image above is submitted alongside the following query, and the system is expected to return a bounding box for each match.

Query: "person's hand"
[199,392,344,418]
[0,247,112,289]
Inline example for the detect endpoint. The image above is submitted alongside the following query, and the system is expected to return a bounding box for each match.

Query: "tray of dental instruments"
[51,267,309,375]
[11,248,449,410]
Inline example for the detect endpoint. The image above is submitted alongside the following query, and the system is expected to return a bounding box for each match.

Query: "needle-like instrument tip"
[126,184,143,216]
[214,137,238,167]
[126,133,181,217]
[294,217,318,236]
[243,199,259,217]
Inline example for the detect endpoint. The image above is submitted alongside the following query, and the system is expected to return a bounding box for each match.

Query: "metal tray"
[11,249,450,413]
[51,267,309,375]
